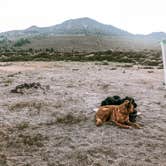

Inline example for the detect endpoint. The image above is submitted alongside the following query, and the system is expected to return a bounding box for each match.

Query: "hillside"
[0,17,165,51]
[20,35,159,52]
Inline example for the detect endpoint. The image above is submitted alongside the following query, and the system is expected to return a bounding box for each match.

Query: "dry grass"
[2,79,13,86]
[16,122,29,130]
[8,100,47,112]
[0,154,7,166]
[56,113,87,125]
[7,133,48,149]
[18,133,47,147]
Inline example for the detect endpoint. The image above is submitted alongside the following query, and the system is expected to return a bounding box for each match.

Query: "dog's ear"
[124,100,131,110]
[124,100,130,106]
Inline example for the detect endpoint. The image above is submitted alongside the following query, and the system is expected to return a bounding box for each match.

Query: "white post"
[160,40,166,85]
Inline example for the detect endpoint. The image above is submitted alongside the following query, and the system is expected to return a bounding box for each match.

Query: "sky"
[0,0,166,34]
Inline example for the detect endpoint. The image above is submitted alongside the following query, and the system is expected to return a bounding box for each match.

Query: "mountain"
[147,32,166,40]
[25,26,40,33]
[1,17,166,39]
[48,17,131,36]
[0,17,131,39]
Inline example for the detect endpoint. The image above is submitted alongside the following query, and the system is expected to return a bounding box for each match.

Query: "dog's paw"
[121,125,132,129]
[134,124,142,129]
[127,126,132,129]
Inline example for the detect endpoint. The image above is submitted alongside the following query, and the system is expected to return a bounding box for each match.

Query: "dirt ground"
[0,61,166,166]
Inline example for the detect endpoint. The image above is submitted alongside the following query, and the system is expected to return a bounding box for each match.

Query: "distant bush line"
[0,48,162,67]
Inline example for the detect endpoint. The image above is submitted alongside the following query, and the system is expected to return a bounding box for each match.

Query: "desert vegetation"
[0,47,162,67]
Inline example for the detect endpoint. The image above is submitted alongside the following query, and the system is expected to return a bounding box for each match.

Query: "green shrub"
[14,38,31,47]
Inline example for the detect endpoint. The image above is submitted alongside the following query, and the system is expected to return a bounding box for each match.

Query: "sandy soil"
[0,61,166,166]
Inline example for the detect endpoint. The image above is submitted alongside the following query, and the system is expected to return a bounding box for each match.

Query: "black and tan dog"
[101,96,138,122]
[96,100,141,129]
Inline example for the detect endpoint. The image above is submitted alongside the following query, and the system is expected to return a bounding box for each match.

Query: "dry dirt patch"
[0,61,166,166]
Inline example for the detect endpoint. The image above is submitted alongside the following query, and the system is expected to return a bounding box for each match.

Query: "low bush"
[13,38,31,47]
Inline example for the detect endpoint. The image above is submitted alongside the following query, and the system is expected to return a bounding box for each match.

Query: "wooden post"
[160,40,166,85]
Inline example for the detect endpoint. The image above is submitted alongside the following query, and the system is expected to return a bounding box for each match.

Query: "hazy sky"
[0,0,166,34]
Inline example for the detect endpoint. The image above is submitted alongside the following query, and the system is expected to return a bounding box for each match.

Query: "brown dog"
[95,100,141,129]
